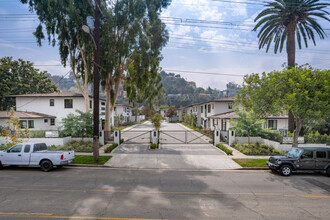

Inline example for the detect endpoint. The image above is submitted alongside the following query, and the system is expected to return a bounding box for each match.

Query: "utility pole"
[93,0,101,163]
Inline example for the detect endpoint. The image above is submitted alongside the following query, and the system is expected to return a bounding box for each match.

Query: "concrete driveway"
[106,121,240,170]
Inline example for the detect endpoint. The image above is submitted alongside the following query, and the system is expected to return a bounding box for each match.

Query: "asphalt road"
[0,167,329,220]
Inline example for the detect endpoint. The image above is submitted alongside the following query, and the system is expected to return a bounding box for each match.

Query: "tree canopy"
[238,67,330,147]
[0,57,57,110]
[253,0,330,68]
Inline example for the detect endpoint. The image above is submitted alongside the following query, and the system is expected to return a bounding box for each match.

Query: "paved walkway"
[105,121,241,170]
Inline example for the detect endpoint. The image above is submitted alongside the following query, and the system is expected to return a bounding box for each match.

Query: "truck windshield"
[287,148,303,158]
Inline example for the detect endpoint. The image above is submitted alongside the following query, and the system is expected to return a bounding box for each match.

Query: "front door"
[3,144,23,165]
[297,150,315,170]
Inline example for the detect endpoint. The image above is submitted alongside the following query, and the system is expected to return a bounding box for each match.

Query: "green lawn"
[72,155,111,165]
[233,159,268,167]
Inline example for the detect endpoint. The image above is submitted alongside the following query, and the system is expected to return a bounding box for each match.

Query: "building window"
[268,120,277,130]
[212,104,214,109]
[101,102,105,106]
[28,120,34,128]
[44,119,48,123]
[221,119,226,131]
[19,120,27,129]
[201,106,203,113]
[50,99,54,106]
[228,103,233,109]
[64,99,73,108]
[101,107,105,111]
[90,100,92,109]
[208,104,211,113]
[50,119,55,126]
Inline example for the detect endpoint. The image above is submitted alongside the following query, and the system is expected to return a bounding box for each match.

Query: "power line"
[162,69,245,77]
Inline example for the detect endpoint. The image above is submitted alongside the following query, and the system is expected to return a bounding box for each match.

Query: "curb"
[69,164,109,168]
[238,167,269,170]
[68,164,269,171]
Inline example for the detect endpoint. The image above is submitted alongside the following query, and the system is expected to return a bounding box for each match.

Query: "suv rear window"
[33,143,47,152]
[316,151,326,158]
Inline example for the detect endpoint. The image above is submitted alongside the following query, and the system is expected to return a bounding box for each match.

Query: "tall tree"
[100,0,170,134]
[253,0,330,132]
[0,57,57,110]
[238,67,330,147]
[253,0,329,68]
[21,0,94,112]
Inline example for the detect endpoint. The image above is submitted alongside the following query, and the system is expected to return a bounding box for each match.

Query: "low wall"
[234,137,328,152]
[0,136,94,146]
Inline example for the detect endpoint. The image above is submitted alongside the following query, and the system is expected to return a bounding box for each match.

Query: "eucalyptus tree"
[100,0,170,132]
[253,0,330,132]
[21,0,94,112]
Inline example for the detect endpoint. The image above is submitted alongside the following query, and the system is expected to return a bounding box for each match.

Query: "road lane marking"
[0,212,181,220]
[1,186,329,199]
[0,212,53,215]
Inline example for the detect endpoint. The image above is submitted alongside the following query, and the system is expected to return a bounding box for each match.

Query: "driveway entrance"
[107,121,240,169]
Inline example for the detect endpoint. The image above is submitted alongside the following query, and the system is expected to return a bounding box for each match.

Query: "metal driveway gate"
[159,130,210,144]
[120,130,151,144]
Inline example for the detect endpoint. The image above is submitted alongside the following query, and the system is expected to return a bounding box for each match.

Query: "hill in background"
[47,71,241,108]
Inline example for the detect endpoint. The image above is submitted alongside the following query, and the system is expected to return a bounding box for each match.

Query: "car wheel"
[326,167,330,177]
[40,160,53,172]
[279,165,292,176]
[0,161,3,170]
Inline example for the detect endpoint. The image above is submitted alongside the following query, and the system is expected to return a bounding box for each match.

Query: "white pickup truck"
[0,142,74,172]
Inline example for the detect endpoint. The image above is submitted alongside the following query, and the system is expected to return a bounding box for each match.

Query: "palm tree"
[253,0,330,68]
[253,0,329,132]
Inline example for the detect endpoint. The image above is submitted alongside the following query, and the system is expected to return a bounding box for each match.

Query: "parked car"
[267,147,330,176]
[0,142,74,172]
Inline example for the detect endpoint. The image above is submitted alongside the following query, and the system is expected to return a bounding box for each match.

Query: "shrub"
[0,144,10,150]
[304,131,330,145]
[56,141,93,152]
[232,142,283,156]
[29,130,45,138]
[150,143,158,149]
[216,144,233,155]
[260,130,283,143]
[104,143,118,153]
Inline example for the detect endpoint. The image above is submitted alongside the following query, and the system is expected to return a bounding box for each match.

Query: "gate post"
[114,130,121,145]
[214,129,220,146]
[151,130,158,144]
[228,130,235,146]
[185,131,187,144]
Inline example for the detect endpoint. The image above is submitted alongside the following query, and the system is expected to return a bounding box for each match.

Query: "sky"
[0,0,330,91]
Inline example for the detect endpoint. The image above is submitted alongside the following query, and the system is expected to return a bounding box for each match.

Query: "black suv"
[267,147,330,176]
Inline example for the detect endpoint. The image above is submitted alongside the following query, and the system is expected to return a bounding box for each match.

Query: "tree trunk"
[288,110,295,133]
[286,22,296,133]
[292,116,303,147]
[248,134,250,145]
[286,23,296,69]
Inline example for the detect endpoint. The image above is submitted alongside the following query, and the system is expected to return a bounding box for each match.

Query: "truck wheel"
[326,168,330,177]
[40,160,53,172]
[279,165,292,176]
